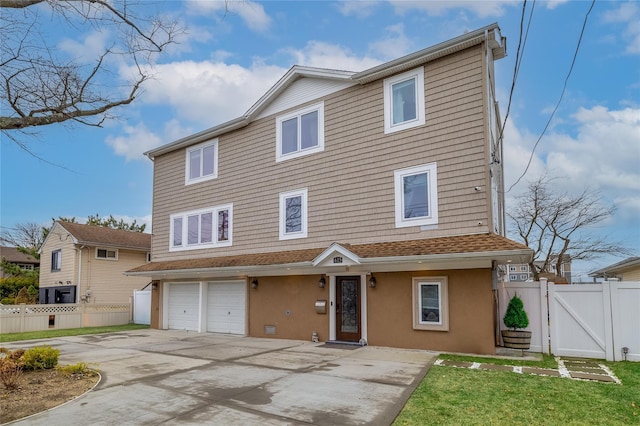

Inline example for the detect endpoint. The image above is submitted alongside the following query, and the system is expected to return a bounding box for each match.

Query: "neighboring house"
[0,246,40,278]
[505,255,572,283]
[589,257,640,281]
[127,23,533,355]
[39,221,151,304]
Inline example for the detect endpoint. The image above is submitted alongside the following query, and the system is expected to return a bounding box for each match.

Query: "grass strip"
[0,324,150,343]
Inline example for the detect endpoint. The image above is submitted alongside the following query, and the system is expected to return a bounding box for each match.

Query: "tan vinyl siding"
[151,45,490,261]
[622,268,640,281]
[79,248,150,304]
[39,223,77,288]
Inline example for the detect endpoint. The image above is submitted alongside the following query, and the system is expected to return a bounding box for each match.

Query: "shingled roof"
[0,246,39,264]
[58,221,151,251]
[128,233,530,274]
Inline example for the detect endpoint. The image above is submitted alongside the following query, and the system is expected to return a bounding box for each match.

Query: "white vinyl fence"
[0,303,131,334]
[498,279,640,361]
[133,290,151,325]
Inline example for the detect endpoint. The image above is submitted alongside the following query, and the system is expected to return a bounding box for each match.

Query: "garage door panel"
[168,284,199,331]
[207,282,245,334]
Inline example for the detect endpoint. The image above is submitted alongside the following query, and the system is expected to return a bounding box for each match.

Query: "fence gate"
[133,290,151,325]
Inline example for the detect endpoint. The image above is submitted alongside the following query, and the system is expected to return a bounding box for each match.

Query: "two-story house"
[39,221,151,304]
[128,23,532,355]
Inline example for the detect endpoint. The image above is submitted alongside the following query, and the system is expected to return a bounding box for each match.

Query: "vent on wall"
[264,325,277,335]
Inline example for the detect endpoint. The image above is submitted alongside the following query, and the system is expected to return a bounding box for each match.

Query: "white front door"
[207,281,246,334]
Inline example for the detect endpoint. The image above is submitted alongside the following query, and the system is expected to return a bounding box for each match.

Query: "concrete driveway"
[5,330,436,425]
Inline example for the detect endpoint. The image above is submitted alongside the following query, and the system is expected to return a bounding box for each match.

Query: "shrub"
[57,362,91,376]
[503,295,529,330]
[21,345,59,370]
[1,297,15,305]
[0,349,24,390]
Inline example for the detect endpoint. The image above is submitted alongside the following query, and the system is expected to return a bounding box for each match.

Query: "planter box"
[501,330,532,350]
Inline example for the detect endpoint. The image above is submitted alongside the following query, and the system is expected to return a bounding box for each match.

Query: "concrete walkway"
[435,357,621,384]
[4,330,436,425]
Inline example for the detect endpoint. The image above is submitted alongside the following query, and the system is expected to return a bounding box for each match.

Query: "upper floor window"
[276,103,324,162]
[96,248,118,260]
[394,162,438,228]
[170,204,232,251]
[51,249,61,272]
[186,139,218,185]
[279,188,308,240]
[383,67,425,134]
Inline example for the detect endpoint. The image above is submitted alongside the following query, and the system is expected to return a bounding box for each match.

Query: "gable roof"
[145,23,505,159]
[0,246,39,264]
[589,256,640,277]
[127,233,531,279]
[56,221,151,251]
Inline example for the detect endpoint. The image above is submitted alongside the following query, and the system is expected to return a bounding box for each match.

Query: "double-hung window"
[186,139,218,185]
[279,188,308,240]
[394,162,438,228]
[412,276,448,331]
[276,103,324,162]
[51,249,61,272]
[383,67,425,134]
[170,204,232,251]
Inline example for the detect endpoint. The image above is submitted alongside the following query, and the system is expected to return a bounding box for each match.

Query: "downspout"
[77,246,85,303]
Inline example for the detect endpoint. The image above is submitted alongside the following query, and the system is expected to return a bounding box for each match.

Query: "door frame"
[329,273,368,343]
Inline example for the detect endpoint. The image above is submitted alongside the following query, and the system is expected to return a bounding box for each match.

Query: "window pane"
[189,149,201,180]
[217,209,229,242]
[421,284,440,322]
[201,213,213,243]
[285,195,302,233]
[403,172,429,218]
[173,218,183,246]
[187,215,199,244]
[97,249,106,258]
[300,111,318,149]
[202,145,215,176]
[281,117,298,154]
[107,250,116,258]
[392,78,417,124]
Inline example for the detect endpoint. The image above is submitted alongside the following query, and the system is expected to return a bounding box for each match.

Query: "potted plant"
[501,294,531,351]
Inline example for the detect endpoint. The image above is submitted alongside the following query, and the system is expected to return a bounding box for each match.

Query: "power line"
[507,0,597,193]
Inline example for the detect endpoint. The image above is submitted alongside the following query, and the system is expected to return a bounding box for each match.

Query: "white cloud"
[545,0,570,10]
[336,0,379,18]
[105,121,181,161]
[282,41,382,71]
[368,23,413,60]
[187,0,271,32]
[58,30,110,64]
[388,0,518,18]
[602,2,640,55]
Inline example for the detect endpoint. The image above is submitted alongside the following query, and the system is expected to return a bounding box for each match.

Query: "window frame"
[412,276,449,331]
[169,204,233,252]
[51,249,61,272]
[185,139,219,185]
[95,248,118,261]
[279,188,308,240]
[394,162,438,228]
[276,102,325,162]
[383,67,426,134]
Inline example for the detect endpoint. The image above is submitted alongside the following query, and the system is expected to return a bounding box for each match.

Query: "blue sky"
[1,0,638,280]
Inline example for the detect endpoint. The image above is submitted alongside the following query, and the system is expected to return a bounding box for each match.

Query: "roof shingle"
[58,221,151,251]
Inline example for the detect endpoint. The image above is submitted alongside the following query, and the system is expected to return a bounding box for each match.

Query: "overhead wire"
[506,0,597,193]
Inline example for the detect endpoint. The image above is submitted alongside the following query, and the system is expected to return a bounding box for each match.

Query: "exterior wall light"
[369,275,377,288]
[251,278,259,289]
[318,276,326,288]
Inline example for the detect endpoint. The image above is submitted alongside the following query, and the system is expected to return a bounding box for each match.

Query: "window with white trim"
[383,67,425,134]
[170,204,232,251]
[185,139,218,185]
[276,103,324,162]
[279,188,308,240]
[96,248,118,260]
[51,249,61,272]
[412,276,448,331]
[394,162,438,228]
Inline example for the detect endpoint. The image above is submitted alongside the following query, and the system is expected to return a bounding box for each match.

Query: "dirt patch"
[0,369,99,423]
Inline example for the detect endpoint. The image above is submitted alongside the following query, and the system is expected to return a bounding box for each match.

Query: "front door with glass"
[335,276,361,342]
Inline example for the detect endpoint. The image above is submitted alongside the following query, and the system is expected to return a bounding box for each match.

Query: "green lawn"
[0,324,149,343]
[395,355,640,425]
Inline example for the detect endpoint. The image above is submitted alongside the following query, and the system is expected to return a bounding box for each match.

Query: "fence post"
[80,302,86,328]
[19,303,27,332]
[602,281,615,361]
[539,278,550,354]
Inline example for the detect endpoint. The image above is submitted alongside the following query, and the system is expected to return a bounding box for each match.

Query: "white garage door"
[168,283,199,331]
[207,281,245,334]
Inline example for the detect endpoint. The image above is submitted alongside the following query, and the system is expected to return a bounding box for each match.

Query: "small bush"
[21,345,59,370]
[0,349,24,390]
[57,362,91,376]
[503,294,529,330]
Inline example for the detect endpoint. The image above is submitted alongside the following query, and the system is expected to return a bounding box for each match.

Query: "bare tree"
[508,175,631,281]
[0,0,181,139]
[0,221,46,258]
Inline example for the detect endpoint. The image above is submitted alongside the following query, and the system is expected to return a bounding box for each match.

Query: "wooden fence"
[0,303,131,334]
[498,279,640,361]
